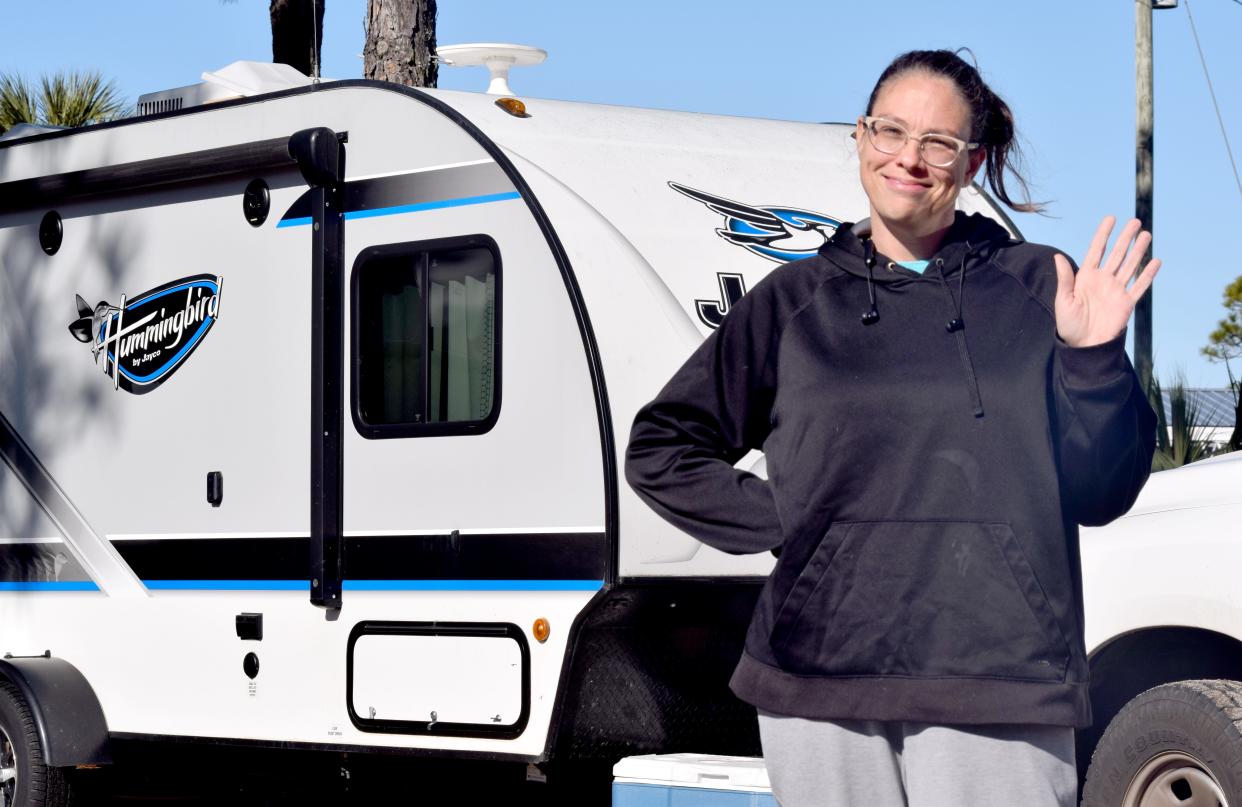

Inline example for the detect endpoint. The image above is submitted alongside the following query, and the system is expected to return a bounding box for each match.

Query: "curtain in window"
[428,260,495,423]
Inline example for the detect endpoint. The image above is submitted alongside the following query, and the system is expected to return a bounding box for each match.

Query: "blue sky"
[4,0,1241,387]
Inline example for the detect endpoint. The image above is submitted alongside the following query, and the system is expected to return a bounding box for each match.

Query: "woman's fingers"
[1083,215,1117,270]
[1116,229,1152,282]
[1127,257,1163,302]
[1103,219,1143,277]
[1053,253,1076,303]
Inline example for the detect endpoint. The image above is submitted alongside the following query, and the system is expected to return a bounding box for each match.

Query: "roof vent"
[436,44,546,96]
[136,61,314,117]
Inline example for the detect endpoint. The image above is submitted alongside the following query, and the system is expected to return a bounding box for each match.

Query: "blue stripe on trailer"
[276,216,313,228]
[139,579,604,592]
[277,191,521,227]
[0,581,100,591]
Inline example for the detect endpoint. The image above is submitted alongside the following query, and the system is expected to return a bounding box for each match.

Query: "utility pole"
[1135,0,1155,392]
[1135,0,1177,392]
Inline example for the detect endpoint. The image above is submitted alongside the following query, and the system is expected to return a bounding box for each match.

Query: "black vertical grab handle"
[293,127,348,609]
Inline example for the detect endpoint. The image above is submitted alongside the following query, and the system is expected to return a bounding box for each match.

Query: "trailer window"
[354,237,499,437]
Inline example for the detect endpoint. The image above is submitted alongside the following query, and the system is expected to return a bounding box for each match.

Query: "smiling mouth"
[884,175,930,192]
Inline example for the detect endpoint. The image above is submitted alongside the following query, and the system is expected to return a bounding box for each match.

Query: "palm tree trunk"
[363,0,438,88]
[270,0,324,78]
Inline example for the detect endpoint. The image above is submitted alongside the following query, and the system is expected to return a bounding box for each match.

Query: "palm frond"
[38,71,126,127]
[0,73,39,133]
[1152,371,1212,470]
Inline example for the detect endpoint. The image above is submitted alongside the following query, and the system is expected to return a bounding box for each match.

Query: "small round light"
[532,618,550,643]
[495,97,529,118]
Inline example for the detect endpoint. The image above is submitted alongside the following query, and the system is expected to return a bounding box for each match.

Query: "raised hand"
[1053,216,1163,348]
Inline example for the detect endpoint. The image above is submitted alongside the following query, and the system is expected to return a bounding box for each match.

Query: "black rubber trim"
[0,136,299,214]
[107,732,537,763]
[350,234,503,439]
[0,655,111,766]
[540,585,610,760]
[345,621,530,739]
[107,532,606,581]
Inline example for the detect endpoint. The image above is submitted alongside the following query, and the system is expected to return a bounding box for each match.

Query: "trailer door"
[329,156,606,600]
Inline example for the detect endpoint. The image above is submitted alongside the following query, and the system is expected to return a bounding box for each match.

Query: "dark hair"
[866,49,1043,214]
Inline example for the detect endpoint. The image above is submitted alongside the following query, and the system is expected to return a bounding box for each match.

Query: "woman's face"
[857,72,986,237]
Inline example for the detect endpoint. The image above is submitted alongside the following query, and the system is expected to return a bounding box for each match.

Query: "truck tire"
[1082,679,1242,807]
[0,679,70,807]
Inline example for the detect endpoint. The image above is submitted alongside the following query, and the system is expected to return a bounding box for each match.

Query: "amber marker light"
[495,97,529,117]
[532,618,551,643]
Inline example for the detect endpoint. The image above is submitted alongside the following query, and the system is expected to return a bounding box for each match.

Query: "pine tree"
[1203,275,1242,450]
[363,0,438,88]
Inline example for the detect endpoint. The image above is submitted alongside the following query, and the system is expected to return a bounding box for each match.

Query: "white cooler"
[612,753,778,807]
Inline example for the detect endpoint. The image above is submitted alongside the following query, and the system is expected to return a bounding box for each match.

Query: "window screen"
[355,238,499,437]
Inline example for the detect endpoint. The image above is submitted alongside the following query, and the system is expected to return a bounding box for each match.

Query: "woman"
[625,50,1160,807]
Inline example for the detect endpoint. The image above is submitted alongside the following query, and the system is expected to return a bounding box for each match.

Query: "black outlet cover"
[243,178,270,227]
[39,211,62,255]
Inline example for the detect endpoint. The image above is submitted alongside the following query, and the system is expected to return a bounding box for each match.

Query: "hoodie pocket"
[769,521,1070,681]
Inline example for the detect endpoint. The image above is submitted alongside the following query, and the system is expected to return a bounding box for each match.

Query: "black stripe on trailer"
[106,731,539,764]
[99,532,606,582]
[279,161,516,225]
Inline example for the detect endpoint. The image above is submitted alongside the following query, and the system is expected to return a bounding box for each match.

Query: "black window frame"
[350,233,502,439]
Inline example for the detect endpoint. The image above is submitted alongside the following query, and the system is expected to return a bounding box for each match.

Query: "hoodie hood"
[816,210,1015,418]
[819,211,1014,281]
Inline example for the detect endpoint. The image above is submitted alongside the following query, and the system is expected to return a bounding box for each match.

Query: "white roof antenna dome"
[436,43,546,96]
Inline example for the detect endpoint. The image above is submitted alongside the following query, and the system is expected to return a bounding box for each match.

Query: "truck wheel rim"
[0,722,15,807]
[1124,750,1229,807]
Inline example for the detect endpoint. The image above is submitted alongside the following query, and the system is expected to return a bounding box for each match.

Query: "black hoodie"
[625,212,1157,728]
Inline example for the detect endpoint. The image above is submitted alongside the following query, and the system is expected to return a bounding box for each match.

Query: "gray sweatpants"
[758,712,1077,807]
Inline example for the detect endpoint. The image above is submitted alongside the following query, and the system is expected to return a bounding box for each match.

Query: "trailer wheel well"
[1079,627,1242,783]
[0,656,110,767]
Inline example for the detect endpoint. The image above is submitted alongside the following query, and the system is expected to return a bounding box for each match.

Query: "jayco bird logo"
[670,182,841,329]
[668,182,841,264]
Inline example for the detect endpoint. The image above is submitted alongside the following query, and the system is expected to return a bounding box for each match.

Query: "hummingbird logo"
[668,182,841,263]
[67,275,223,394]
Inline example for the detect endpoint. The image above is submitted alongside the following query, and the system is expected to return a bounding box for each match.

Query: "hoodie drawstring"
[861,239,880,325]
[934,249,985,417]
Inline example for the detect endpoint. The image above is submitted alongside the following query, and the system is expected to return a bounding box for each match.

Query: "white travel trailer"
[0,54,1100,803]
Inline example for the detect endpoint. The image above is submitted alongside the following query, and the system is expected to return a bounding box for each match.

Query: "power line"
[1184,0,1242,203]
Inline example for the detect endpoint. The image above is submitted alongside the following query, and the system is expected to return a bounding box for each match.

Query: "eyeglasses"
[860,116,979,168]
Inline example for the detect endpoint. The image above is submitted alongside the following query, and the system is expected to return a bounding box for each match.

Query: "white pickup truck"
[1080,450,1242,805]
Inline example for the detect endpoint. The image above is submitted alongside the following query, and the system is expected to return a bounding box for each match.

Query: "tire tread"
[0,678,70,807]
